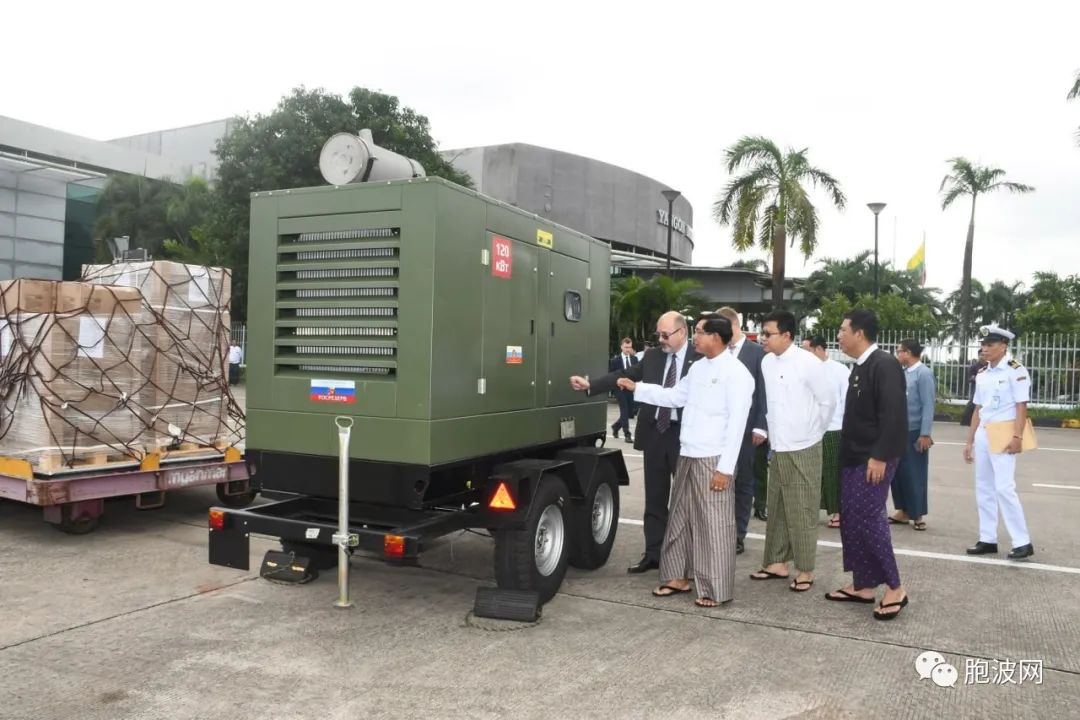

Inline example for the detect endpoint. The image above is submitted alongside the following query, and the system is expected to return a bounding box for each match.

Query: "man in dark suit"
[609,337,639,442]
[570,311,702,573]
[716,307,769,555]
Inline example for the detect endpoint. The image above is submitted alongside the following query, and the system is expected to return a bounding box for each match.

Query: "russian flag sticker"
[310,378,356,404]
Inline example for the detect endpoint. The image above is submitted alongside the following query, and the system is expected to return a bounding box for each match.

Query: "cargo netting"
[0,261,244,471]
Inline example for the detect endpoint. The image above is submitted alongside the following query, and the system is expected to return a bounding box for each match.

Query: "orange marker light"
[384,534,406,559]
[208,509,225,530]
[489,482,517,511]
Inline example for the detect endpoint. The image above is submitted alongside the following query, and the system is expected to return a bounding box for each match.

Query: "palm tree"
[713,136,846,309]
[726,258,770,273]
[939,158,1034,345]
[1069,71,1080,144]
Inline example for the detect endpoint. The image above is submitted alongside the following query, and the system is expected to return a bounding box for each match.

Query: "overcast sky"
[5,1,1079,299]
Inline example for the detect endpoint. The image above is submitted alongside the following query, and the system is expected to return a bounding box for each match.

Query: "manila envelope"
[985,419,1038,454]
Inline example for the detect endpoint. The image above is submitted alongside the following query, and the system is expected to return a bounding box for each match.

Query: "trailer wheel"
[53,503,101,535]
[494,476,569,604]
[568,461,620,569]
[280,541,338,572]
[216,481,258,508]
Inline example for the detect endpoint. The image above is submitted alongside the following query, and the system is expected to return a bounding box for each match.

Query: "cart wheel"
[216,481,257,508]
[567,461,620,570]
[53,503,101,535]
[494,475,569,604]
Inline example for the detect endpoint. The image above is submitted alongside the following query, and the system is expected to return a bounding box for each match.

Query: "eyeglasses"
[654,328,684,340]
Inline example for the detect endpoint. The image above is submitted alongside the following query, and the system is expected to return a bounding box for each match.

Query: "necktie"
[624,355,629,370]
[655,354,678,433]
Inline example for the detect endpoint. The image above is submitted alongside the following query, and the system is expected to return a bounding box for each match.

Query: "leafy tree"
[610,274,708,350]
[93,174,182,258]
[1014,272,1080,335]
[799,251,944,318]
[713,136,846,309]
[726,258,770,273]
[815,292,941,334]
[206,86,472,318]
[939,157,1034,346]
[943,278,1026,339]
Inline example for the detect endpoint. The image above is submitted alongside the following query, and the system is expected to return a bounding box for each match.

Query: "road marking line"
[616,519,1080,575]
[1033,483,1080,490]
[934,441,1080,453]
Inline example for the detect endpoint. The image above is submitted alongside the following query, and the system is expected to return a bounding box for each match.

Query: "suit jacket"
[732,339,768,440]
[609,353,640,373]
[588,345,702,451]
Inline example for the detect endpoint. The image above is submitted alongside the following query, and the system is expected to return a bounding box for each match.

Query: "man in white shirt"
[802,335,850,529]
[750,312,836,593]
[228,343,243,385]
[617,314,753,608]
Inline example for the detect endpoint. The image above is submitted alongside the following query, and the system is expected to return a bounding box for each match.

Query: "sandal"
[827,516,841,529]
[888,515,909,525]
[913,521,927,531]
[652,583,692,597]
[750,569,790,580]
[789,579,814,592]
[694,597,722,608]
[873,595,910,621]
[825,588,876,604]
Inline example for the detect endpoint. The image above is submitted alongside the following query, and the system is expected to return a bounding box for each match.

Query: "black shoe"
[966,541,999,555]
[611,423,619,436]
[627,555,660,573]
[736,539,745,555]
[624,434,633,443]
[1008,543,1034,560]
[753,508,767,521]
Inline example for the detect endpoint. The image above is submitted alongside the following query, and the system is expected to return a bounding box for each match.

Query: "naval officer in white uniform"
[963,324,1035,560]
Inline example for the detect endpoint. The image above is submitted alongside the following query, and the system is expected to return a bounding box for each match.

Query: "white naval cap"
[979,323,1016,342]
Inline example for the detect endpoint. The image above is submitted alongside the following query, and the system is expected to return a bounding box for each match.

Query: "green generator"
[211,174,628,603]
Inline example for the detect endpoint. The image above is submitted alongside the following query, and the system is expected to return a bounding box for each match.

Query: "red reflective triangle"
[489,482,516,511]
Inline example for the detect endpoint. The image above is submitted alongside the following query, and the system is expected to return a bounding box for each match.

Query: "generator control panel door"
[481,233,538,413]
[545,252,589,406]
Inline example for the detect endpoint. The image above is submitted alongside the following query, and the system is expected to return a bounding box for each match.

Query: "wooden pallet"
[29,440,233,473]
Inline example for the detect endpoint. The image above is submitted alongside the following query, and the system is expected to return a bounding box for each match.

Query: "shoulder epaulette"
[1008,359,1021,369]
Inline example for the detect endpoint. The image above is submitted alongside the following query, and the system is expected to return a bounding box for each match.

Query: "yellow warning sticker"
[536,229,554,249]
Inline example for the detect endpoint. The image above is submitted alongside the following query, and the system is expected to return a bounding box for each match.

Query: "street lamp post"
[867,202,887,297]
[661,189,681,275]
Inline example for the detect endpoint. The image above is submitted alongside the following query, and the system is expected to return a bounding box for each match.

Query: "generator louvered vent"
[276,225,401,378]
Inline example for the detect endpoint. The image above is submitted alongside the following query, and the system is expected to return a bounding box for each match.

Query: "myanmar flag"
[906,240,926,286]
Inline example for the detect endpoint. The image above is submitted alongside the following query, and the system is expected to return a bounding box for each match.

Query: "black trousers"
[734,436,756,541]
[613,390,634,436]
[641,423,680,561]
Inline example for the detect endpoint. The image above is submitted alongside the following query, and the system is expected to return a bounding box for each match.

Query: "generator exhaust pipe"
[333,416,356,608]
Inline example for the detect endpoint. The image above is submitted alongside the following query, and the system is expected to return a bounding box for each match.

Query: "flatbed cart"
[0,447,254,534]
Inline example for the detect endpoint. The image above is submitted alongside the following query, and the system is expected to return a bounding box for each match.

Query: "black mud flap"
[209,528,250,570]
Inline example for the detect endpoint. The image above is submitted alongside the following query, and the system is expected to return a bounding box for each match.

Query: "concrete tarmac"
[1,405,1078,719]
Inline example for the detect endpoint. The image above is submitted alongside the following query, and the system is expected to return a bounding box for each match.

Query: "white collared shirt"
[634,351,754,474]
[761,344,837,452]
[855,343,879,366]
[974,354,1030,424]
[906,361,922,373]
[823,357,850,432]
[728,336,744,359]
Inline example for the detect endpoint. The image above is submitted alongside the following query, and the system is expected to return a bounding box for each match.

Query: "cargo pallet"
[0,447,254,534]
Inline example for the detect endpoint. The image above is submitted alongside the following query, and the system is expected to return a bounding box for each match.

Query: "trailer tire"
[568,461,619,569]
[493,476,569,604]
[216,481,258,508]
[281,541,338,572]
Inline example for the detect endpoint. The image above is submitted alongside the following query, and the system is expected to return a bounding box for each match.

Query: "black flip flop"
[789,579,814,592]
[873,595,910,621]
[888,517,909,525]
[652,584,692,597]
[825,589,876,604]
[750,569,790,581]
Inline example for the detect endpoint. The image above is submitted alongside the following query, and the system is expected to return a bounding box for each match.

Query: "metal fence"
[814,330,1080,408]
[229,321,1080,408]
